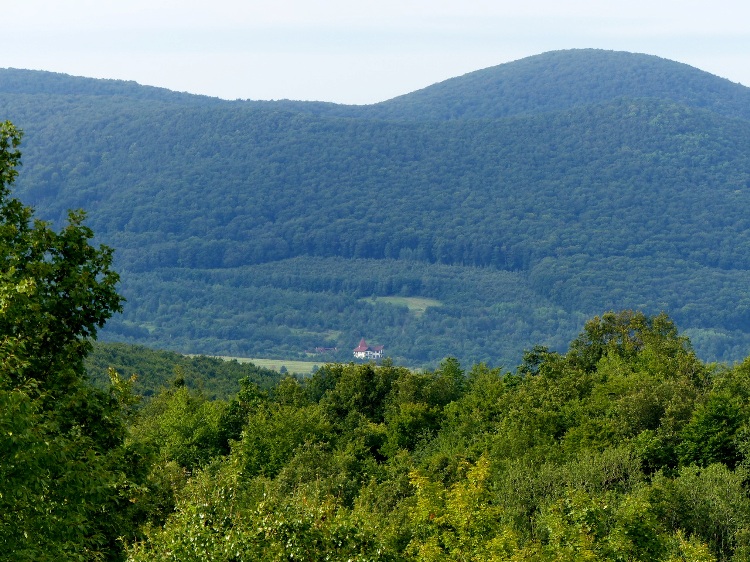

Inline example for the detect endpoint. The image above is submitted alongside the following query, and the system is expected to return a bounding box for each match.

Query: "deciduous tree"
[0,121,129,560]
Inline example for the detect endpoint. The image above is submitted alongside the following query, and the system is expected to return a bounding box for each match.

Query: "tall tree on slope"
[0,121,132,561]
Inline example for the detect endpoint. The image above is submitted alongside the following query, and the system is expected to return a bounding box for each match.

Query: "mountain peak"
[367,49,750,121]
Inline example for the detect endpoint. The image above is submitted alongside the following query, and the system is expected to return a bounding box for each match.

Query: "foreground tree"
[0,121,131,560]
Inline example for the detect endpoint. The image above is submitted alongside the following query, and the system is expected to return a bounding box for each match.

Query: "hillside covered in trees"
[2,124,750,559]
[123,311,750,561]
[2,49,750,366]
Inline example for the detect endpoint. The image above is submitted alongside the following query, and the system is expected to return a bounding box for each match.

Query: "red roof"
[354,338,383,353]
[354,338,369,352]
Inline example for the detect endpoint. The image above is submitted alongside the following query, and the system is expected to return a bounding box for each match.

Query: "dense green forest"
[122,313,750,562]
[1,49,750,366]
[3,120,750,560]
[3,121,750,559]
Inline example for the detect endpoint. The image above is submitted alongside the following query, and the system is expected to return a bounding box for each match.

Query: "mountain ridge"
[1,49,750,367]
[367,49,750,120]
[4,49,749,119]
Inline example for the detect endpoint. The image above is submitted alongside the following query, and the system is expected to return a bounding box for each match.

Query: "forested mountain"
[2,49,750,366]
[297,49,750,121]
[5,54,750,560]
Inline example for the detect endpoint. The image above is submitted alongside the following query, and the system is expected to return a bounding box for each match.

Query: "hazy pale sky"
[3,1,749,104]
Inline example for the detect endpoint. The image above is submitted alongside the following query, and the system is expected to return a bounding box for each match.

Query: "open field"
[214,356,324,375]
[364,296,443,316]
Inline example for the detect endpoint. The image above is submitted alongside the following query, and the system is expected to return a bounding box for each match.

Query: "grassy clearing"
[215,356,323,375]
[289,328,342,340]
[365,296,443,316]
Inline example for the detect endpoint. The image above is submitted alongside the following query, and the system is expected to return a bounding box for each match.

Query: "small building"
[353,338,384,360]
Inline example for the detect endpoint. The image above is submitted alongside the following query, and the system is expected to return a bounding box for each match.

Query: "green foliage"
[86,341,282,399]
[382,358,465,456]
[0,380,124,560]
[567,311,693,372]
[3,51,750,366]
[237,401,330,479]
[678,395,744,468]
[678,361,750,469]
[320,361,408,424]
[0,121,134,560]
[216,377,267,451]
[405,455,516,561]
[121,312,750,561]
[129,384,226,472]
[127,463,394,562]
[8,59,750,554]
[650,464,750,560]
[0,123,121,390]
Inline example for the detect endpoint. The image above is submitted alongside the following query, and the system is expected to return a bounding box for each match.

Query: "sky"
[3,1,749,105]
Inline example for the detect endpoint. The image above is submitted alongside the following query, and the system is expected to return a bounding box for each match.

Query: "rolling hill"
[1,49,749,367]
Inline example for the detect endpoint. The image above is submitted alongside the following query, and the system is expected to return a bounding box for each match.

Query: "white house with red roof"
[353,338,384,360]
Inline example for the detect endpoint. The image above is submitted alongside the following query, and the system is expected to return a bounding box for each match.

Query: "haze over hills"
[2,48,750,367]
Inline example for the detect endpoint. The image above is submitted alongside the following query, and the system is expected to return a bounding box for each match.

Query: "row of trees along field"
[3,118,750,560]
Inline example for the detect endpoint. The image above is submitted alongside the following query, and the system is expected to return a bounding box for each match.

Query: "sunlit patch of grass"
[214,356,323,375]
[364,296,443,316]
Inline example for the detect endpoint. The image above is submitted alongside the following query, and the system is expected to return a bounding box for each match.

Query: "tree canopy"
[122,310,750,562]
[0,121,133,560]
